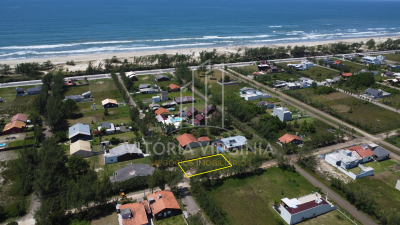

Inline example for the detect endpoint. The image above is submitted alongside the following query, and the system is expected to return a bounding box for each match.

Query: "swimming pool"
[0,143,6,147]
[173,118,182,122]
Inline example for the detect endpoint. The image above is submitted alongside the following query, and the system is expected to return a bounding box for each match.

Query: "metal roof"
[220,135,247,148]
[372,146,390,157]
[69,123,91,138]
[105,143,142,157]
[110,164,154,182]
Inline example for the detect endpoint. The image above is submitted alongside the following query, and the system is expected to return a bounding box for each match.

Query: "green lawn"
[154,215,186,225]
[298,209,354,225]
[91,212,119,225]
[230,65,259,76]
[288,88,400,133]
[67,106,131,127]
[297,66,340,82]
[358,159,399,174]
[207,167,332,225]
[99,157,152,177]
[331,58,367,74]
[382,54,400,63]
[7,139,35,148]
[385,135,400,148]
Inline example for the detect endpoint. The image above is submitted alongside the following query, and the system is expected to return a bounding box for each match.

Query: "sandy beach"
[1,36,399,71]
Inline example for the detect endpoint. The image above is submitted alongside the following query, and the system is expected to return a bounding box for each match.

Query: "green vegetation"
[7,139,35,148]
[154,215,186,225]
[285,87,400,134]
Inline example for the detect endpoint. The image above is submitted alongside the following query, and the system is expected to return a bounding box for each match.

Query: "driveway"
[179,187,211,225]
[16,194,41,225]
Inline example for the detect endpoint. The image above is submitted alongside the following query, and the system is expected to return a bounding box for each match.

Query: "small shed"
[70,140,93,157]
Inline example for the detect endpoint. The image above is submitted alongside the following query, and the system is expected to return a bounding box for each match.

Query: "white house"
[240,87,271,101]
[98,122,115,134]
[361,55,385,65]
[364,88,391,98]
[276,193,337,225]
[104,143,143,164]
[273,107,292,122]
[300,61,315,68]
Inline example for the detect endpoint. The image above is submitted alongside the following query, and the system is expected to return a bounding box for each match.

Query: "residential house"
[64,95,83,102]
[276,193,337,225]
[341,73,352,79]
[382,71,395,77]
[155,108,171,116]
[102,98,118,108]
[70,140,93,157]
[168,84,180,92]
[258,61,270,70]
[118,201,151,225]
[202,105,215,115]
[139,84,151,89]
[364,88,391,98]
[104,143,143,164]
[140,88,157,94]
[193,114,205,125]
[82,91,91,98]
[177,133,201,149]
[216,135,247,151]
[185,108,198,118]
[11,113,28,123]
[268,66,280,73]
[155,75,170,82]
[325,150,359,169]
[348,146,374,163]
[156,114,167,123]
[273,107,292,122]
[98,122,116,134]
[110,164,154,182]
[174,96,195,104]
[148,191,181,219]
[361,55,385,65]
[240,87,271,101]
[278,134,303,145]
[126,71,138,81]
[342,55,357,60]
[300,60,315,68]
[257,101,274,109]
[333,60,343,66]
[160,91,168,101]
[369,144,390,161]
[2,121,26,135]
[388,64,400,70]
[69,123,92,143]
[25,86,42,95]
[149,102,161,111]
[323,58,334,65]
[274,80,288,88]
[161,102,177,108]
[198,136,211,146]
[15,88,24,96]
[64,79,76,86]
[152,96,161,103]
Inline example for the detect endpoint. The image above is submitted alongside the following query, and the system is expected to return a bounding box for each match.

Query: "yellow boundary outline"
[178,154,232,178]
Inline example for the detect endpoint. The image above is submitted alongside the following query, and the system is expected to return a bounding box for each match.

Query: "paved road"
[15,194,40,225]
[293,163,377,225]
[179,187,211,225]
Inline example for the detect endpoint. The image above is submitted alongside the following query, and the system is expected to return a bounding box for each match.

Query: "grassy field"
[98,157,152,177]
[91,211,119,225]
[289,88,400,133]
[383,54,400,63]
[207,167,342,225]
[7,139,35,148]
[179,154,230,175]
[0,85,39,118]
[331,58,367,74]
[64,79,123,111]
[67,106,131,127]
[297,210,354,225]
[230,65,259,76]
[154,215,186,225]
[385,134,400,148]
[297,66,340,82]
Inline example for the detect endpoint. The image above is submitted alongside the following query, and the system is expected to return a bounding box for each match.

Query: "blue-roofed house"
[25,86,42,95]
[69,123,92,143]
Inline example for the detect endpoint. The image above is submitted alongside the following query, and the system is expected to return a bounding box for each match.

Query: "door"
[164,212,166,217]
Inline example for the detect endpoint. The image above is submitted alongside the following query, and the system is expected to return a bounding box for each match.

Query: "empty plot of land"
[179,154,231,177]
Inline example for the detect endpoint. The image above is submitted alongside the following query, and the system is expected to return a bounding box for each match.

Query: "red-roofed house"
[168,84,180,92]
[198,136,211,146]
[148,191,181,219]
[334,60,343,66]
[118,201,150,225]
[202,105,215,115]
[11,113,28,123]
[185,108,198,118]
[278,134,303,145]
[276,193,337,225]
[341,73,352,78]
[348,146,374,163]
[176,133,200,149]
[194,114,205,125]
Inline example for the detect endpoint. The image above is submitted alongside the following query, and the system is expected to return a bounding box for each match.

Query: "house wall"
[280,207,293,225]
[396,180,400,191]
[2,127,22,135]
[184,142,201,149]
[199,141,210,146]
[360,156,372,163]
[103,103,118,108]
[373,155,388,161]
[26,91,41,95]
[153,208,181,219]
[70,134,92,143]
[116,153,142,163]
[288,204,337,224]
[104,155,118,164]
[72,150,93,158]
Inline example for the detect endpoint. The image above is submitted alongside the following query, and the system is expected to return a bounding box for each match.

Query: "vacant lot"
[289,88,400,133]
[179,154,230,176]
[91,211,119,225]
[331,58,367,74]
[383,53,400,63]
[0,85,39,119]
[298,209,354,225]
[67,106,130,127]
[64,79,123,111]
[298,66,340,82]
[207,167,344,225]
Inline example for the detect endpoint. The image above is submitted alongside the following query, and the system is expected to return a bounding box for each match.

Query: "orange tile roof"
[348,146,364,152]
[119,201,149,225]
[278,133,302,144]
[11,113,28,123]
[3,121,26,132]
[198,136,210,142]
[176,133,198,147]
[348,146,374,158]
[342,73,352,77]
[168,84,180,89]
[334,60,342,64]
[155,108,171,115]
[148,191,180,215]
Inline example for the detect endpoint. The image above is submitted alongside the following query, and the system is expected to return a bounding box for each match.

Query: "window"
[168,211,171,214]
[110,159,113,162]
[158,213,162,217]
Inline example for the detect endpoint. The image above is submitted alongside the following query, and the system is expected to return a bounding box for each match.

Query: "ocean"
[1,0,400,60]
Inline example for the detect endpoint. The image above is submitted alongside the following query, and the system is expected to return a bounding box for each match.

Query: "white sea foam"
[0,43,81,50]
[269,26,282,28]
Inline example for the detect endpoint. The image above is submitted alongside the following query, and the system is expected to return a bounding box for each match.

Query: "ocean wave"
[269,26,282,28]
[367,28,387,30]
[0,43,81,50]
[82,40,134,45]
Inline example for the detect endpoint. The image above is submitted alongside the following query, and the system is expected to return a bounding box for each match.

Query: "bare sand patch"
[315,158,350,183]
